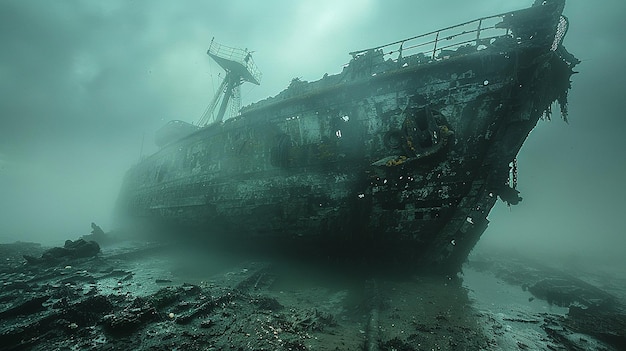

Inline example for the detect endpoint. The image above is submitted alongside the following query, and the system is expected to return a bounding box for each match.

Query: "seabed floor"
[1,236,624,351]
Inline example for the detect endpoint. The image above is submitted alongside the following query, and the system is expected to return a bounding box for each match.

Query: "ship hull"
[116,1,577,270]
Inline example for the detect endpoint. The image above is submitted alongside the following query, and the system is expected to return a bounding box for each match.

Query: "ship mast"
[197,38,262,126]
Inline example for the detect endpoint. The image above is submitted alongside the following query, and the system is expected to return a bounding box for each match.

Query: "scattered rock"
[23,239,100,265]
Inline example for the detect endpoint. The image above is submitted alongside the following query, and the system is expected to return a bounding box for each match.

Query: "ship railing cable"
[198,75,228,126]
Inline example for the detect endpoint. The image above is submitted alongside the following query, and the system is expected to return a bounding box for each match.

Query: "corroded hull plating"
[116,1,578,270]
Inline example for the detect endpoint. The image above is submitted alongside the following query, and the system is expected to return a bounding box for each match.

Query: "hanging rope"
[197,74,227,126]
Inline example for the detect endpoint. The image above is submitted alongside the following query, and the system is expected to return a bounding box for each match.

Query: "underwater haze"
[1,1,626,350]
[1,0,624,265]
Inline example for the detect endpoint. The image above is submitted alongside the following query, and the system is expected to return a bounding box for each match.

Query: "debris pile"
[0,241,344,350]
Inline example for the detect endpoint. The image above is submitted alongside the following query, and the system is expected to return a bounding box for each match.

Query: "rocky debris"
[0,242,346,350]
[528,276,615,309]
[1,239,624,350]
[561,305,626,350]
[467,253,626,350]
[23,238,100,264]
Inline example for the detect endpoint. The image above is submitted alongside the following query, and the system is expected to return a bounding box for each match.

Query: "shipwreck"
[115,0,578,270]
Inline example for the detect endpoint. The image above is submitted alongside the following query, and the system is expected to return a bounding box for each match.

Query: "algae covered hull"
[116,0,578,269]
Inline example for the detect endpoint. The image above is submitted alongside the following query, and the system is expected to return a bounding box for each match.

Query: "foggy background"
[0,1,624,267]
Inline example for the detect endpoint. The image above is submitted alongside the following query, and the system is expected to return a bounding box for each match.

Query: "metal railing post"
[432,31,439,59]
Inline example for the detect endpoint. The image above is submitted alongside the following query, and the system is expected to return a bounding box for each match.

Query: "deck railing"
[349,12,514,62]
